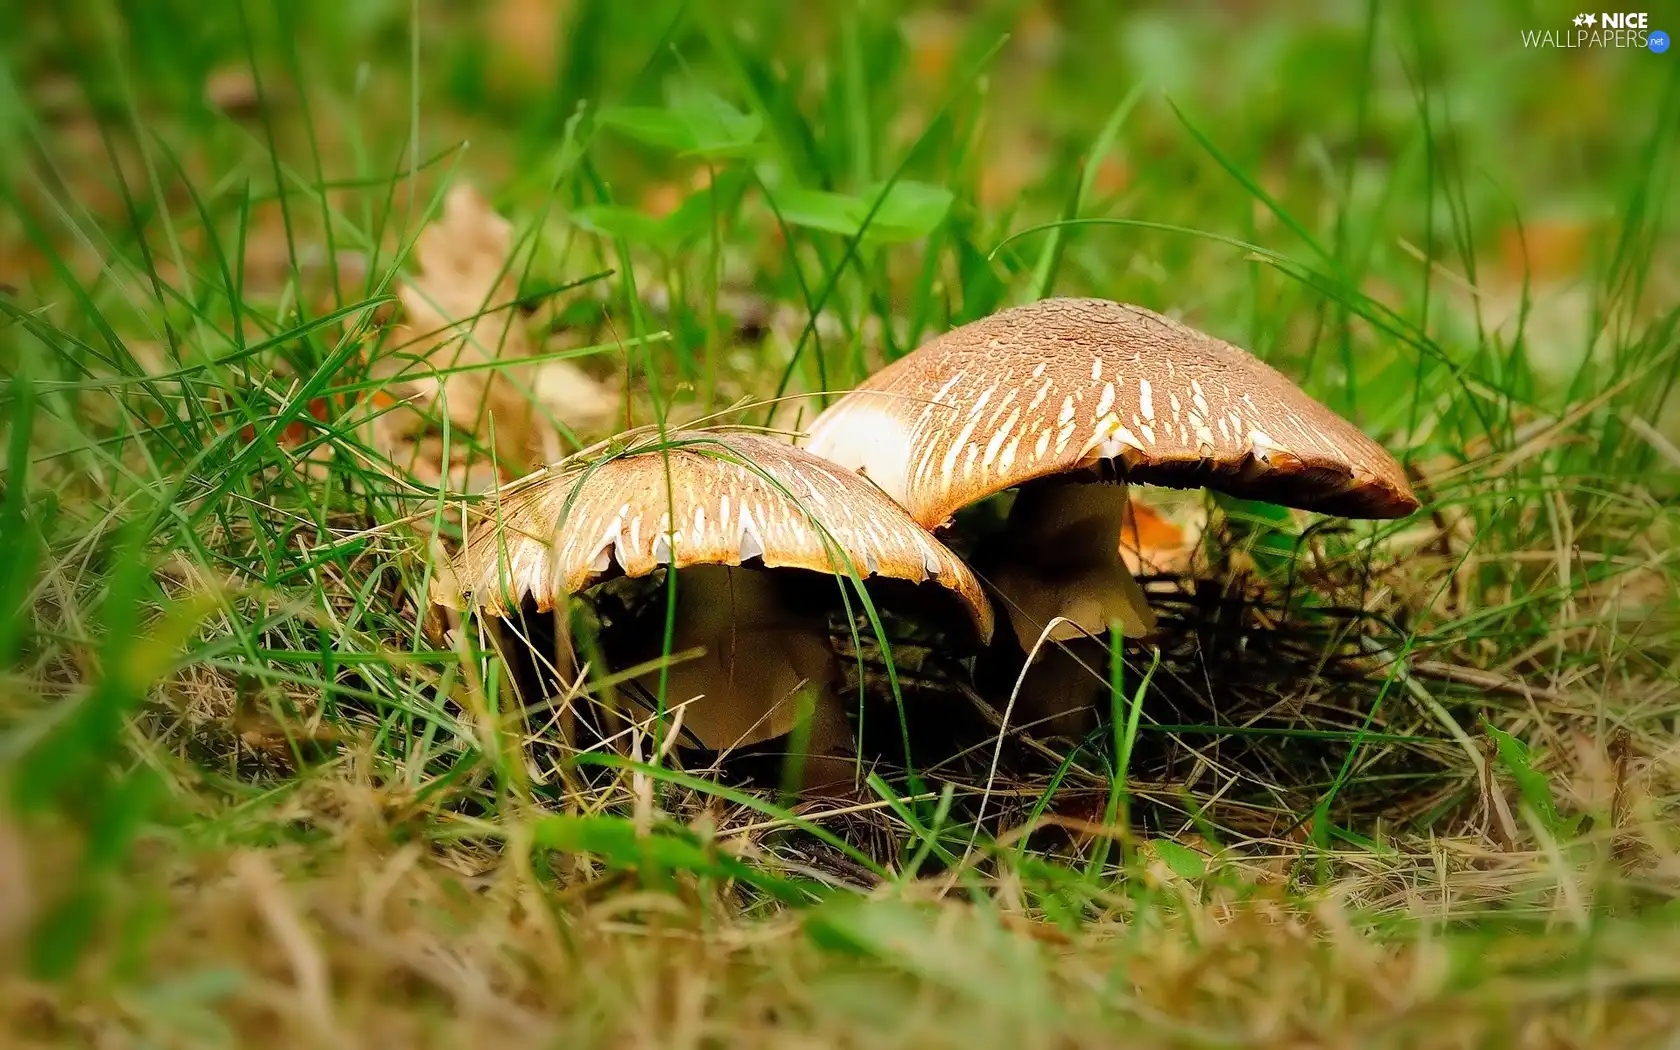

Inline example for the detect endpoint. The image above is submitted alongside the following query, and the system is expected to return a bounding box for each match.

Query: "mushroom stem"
[627,565,850,789]
[984,479,1157,651]
[977,480,1157,739]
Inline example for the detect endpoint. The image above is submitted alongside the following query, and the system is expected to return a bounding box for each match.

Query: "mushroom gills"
[622,565,849,781]
[982,479,1158,652]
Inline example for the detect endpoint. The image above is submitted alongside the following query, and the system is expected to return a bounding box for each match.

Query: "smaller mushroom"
[438,431,992,791]
[805,298,1417,737]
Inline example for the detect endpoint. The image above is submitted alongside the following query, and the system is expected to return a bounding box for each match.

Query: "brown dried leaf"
[489,0,562,85]
[1119,493,1205,576]
[528,357,623,464]
[375,184,619,490]
[204,66,263,115]
[396,184,534,466]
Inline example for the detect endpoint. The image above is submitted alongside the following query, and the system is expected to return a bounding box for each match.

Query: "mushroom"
[438,431,993,790]
[804,298,1417,735]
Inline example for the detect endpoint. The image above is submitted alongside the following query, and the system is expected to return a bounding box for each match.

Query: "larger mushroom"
[804,298,1417,734]
[438,431,993,789]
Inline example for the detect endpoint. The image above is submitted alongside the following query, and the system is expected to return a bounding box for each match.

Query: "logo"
[1521,11,1666,49]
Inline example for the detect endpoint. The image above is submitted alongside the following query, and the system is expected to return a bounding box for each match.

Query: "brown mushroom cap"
[804,298,1419,529]
[442,431,993,640]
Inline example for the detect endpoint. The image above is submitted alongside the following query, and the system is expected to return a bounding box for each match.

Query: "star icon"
[1574,13,1585,24]
[1584,12,1598,25]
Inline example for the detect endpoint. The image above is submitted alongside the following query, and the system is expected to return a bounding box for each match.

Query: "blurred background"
[7,0,1676,440]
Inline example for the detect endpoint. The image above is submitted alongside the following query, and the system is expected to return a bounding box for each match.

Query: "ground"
[3,1,1680,1047]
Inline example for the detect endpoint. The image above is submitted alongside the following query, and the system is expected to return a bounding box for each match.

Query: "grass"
[4,0,1680,1045]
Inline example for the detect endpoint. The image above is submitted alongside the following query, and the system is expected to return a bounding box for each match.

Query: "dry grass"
[7,770,1680,1050]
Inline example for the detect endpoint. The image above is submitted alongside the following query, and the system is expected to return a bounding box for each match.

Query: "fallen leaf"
[529,358,622,460]
[1093,154,1132,197]
[375,183,619,491]
[978,130,1048,210]
[204,66,262,115]
[903,11,959,82]
[1014,4,1064,65]
[398,184,533,464]
[1119,493,1204,576]
[490,0,563,84]
[639,181,686,220]
[1498,220,1590,283]
[639,167,713,219]
[237,395,334,448]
